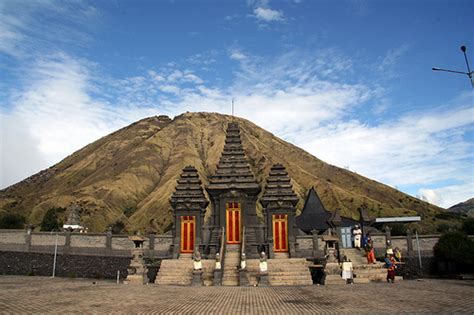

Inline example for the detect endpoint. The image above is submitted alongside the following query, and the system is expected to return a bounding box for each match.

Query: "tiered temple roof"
[170,166,209,211]
[207,122,260,193]
[260,164,299,209]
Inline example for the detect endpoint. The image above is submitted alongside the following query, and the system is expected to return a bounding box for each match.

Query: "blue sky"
[0,0,473,208]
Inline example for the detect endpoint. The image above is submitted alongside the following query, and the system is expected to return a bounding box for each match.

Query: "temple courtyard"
[0,276,473,314]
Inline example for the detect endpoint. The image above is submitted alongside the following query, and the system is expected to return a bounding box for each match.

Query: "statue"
[259,251,268,273]
[240,253,246,270]
[193,249,202,271]
[215,252,221,270]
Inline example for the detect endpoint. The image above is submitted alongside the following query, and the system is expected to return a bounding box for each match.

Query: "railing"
[240,226,246,263]
[217,227,226,285]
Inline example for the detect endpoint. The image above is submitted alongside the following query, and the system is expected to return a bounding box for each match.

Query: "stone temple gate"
[170,122,300,260]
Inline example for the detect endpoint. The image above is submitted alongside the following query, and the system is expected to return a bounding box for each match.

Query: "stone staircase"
[247,258,313,286]
[222,244,240,286]
[155,257,215,286]
[340,248,366,265]
[339,248,402,284]
[353,262,387,284]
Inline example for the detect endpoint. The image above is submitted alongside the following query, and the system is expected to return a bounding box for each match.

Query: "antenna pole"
[232,98,234,116]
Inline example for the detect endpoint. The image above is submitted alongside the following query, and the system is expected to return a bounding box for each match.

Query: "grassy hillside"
[0,112,446,233]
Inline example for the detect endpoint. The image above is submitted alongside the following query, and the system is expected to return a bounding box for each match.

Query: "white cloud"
[229,49,247,61]
[253,7,284,22]
[378,43,410,72]
[419,185,474,209]
[0,0,98,59]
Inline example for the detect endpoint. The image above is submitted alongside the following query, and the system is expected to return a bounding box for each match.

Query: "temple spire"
[207,122,259,192]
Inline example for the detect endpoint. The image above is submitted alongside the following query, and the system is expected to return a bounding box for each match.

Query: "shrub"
[40,207,65,231]
[389,223,406,236]
[434,212,462,220]
[110,220,126,234]
[462,218,474,235]
[436,223,450,233]
[0,213,26,229]
[123,206,136,218]
[433,232,474,272]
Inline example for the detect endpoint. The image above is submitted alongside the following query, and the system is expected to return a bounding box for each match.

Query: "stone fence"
[295,231,446,259]
[0,229,173,258]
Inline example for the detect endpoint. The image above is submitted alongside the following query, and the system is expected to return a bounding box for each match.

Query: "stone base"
[239,269,249,286]
[213,269,222,286]
[124,274,146,285]
[258,273,269,287]
[192,270,203,286]
[324,274,345,285]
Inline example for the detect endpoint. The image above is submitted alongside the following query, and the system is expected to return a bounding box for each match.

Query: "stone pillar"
[239,269,249,286]
[268,238,275,259]
[192,270,203,286]
[312,230,319,258]
[384,225,392,242]
[24,226,33,252]
[148,234,155,250]
[288,213,297,258]
[106,229,112,251]
[172,217,181,259]
[406,229,414,257]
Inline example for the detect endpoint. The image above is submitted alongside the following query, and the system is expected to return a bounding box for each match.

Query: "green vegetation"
[388,223,406,236]
[433,232,474,272]
[462,218,474,235]
[110,220,126,234]
[0,213,26,229]
[434,212,464,220]
[123,206,137,218]
[40,207,65,231]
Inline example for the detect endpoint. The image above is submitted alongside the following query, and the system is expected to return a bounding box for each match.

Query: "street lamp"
[432,45,474,88]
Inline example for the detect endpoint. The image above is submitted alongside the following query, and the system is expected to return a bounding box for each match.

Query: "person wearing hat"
[353,224,362,250]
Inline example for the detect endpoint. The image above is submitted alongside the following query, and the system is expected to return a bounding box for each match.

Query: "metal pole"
[117,270,120,284]
[415,230,423,276]
[52,232,58,278]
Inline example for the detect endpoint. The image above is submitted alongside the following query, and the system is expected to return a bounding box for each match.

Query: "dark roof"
[207,122,260,195]
[170,165,209,211]
[260,164,299,209]
[296,187,359,232]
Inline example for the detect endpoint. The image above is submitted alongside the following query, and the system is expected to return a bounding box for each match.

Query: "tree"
[40,207,65,231]
[462,218,474,235]
[433,232,474,272]
[110,220,126,234]
[0,213,26,229]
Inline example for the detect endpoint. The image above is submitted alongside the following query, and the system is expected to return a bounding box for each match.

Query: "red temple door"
[226,202,241,244]
[273,214,288,252]
[180,215,195,253]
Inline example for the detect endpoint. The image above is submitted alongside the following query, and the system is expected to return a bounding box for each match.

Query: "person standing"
[366,236,376,264]
[353,225,362,250]
[384,254,397,283]
[341,256,354,284]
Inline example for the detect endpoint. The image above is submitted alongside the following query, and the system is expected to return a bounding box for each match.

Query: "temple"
[158,121,378,286]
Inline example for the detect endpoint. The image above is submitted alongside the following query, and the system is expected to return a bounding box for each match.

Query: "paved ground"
[0,276,473,314]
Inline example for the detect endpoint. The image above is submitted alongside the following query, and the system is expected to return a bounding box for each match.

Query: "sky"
[0,0,473,208]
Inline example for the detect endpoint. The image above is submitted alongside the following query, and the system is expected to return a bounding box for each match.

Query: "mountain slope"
[448,198,474,217]
[0,112,444,233]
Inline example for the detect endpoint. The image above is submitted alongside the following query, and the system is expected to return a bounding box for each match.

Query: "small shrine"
[125,235,148,284]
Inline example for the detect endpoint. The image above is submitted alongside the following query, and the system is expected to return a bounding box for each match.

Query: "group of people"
[348,225,402,284]
[352,225,376,264]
